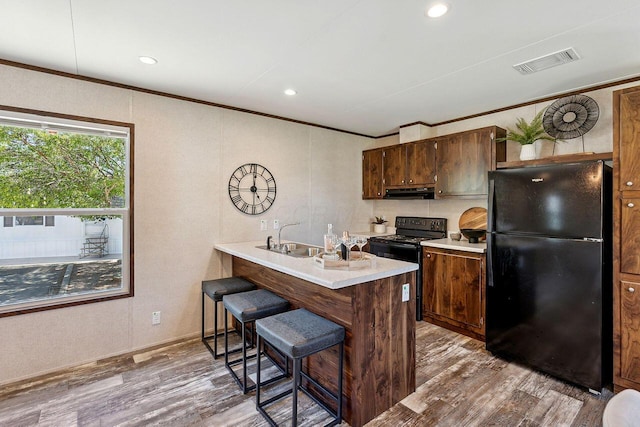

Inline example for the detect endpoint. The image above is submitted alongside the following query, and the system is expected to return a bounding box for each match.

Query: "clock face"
[228,163,277,215]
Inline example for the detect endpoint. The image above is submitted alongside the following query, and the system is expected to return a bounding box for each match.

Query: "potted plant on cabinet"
[501,109,555,160]
[372,216,388,233]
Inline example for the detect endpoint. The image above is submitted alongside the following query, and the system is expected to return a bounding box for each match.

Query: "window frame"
[0,105,134,317]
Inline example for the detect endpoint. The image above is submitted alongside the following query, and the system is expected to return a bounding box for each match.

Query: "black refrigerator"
[486,161,612,392]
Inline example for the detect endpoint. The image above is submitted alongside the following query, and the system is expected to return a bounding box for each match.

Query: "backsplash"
[370,198,487,235]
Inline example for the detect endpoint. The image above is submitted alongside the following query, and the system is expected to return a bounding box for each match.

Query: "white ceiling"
[1,0,639,137]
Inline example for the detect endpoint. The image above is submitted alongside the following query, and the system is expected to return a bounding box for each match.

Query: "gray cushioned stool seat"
[255,308,345,426]
[256,308,345,358]
[202,277,255,302]
[201,277,256,359]
[223,289,290,394]
[223,289,289,322]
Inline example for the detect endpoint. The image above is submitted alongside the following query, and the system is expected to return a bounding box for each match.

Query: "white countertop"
[421,238,487,253]
[215,240,418,290]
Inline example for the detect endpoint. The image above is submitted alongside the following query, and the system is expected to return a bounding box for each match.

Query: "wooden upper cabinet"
[383,144,406,187]
[618,89,640,191]
[362,148,384,199]
[435,127,505,198]
[361,125,504,200]
[621,198,640,275]
[383,139,436,188]
[407,140,436,186]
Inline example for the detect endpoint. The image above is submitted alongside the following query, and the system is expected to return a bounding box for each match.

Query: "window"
[15,216,44,226]
[0,107,133,316]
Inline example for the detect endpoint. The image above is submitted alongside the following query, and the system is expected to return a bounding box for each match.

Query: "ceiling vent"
[513,48,581,75]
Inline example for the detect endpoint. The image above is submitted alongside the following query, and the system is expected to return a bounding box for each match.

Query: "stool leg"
[292,357,300,427]
[224,308,229,367]
[337,341,344,424]
[242,320,248,394]
[213,299,219,359]
[255,334,262,407]
[201,291,205,341]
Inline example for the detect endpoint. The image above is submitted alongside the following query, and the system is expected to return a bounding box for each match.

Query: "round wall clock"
[228,163,277,215]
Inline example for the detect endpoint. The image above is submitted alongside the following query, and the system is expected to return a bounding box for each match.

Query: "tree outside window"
[0,111,132,316]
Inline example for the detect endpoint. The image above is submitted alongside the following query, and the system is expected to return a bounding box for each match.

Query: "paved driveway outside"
[0,259,122,306]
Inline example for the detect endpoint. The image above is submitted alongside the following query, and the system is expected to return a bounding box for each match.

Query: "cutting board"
[458,207,487,231]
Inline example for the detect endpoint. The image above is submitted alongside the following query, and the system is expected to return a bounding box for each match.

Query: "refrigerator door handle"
[487,177,495,288]
[488,178,495,233]
[584,237,604,242]
[486,233,494,287]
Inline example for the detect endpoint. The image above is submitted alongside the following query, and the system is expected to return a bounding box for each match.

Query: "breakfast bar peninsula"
[214,241,417,427]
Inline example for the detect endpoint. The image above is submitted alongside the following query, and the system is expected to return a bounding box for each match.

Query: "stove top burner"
[371,234,438,245]
[369,216,448,246]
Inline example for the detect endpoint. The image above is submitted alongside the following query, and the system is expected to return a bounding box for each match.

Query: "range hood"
[384,187,435,199]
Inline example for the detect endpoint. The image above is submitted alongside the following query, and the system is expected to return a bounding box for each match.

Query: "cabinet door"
[435,129,492,197]
[383,145,406,187]
[406,140,436,186]
[621,280,640,382]
[423,249,484,337]
[362,149,384,199]
[621,198,640,275]
[619,90,640,191]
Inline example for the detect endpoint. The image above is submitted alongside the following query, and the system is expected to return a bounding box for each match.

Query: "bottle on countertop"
[340,231,349,260]
[324,224,339,259]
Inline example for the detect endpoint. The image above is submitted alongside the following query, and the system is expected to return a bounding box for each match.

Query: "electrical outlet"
[402,284,410,302]
[260,220,267,231]
[273,219,279,229]
[152,311,161,325]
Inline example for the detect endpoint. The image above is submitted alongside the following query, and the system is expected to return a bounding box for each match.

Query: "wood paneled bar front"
[214,241,418,426]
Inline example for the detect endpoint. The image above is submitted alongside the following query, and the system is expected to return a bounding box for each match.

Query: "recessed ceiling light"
[426,3,449,18]
[284,89,297,96]
[138,56,158,65]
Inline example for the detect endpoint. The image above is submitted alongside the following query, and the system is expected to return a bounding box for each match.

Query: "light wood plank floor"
[0,322,612,426]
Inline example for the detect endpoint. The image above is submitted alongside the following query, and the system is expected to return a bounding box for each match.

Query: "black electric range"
[368,216,447,321]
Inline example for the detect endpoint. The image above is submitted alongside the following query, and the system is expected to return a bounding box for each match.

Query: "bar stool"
[223,289,290,393]
[201,277,256,359]
[255,308,345,427]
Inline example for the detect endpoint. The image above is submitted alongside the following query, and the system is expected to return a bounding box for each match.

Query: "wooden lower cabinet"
[422,247,485,341]
[621,280,640,383]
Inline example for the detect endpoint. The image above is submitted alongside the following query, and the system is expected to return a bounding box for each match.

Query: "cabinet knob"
[628,203,635,208]
[438,190,443,194]
[409,179,413,183]
[629,287,636,293]
[627,181,634,187]
[426,253,431,258]
[402,180,405,184]
[377,192,381,196]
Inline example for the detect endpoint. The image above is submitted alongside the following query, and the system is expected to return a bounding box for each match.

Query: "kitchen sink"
[255,243,322,258]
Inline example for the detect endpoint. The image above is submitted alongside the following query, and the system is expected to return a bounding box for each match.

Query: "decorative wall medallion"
[542,94,600,140]
[228,163,276,215]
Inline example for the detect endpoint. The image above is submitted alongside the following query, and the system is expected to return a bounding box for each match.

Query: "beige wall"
[0,62,637,385]
[0,64,373,384]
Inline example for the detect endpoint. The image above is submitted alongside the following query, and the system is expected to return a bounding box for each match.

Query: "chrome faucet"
[277,222,301,251]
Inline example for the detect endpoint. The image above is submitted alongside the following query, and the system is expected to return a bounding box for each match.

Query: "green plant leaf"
[498,108,556,145]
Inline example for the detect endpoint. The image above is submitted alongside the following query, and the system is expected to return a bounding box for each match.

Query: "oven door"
[368,240,423,321]
[368,240,418,261]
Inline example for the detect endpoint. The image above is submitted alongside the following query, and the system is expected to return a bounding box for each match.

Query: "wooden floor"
[0,322,612,426]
